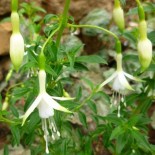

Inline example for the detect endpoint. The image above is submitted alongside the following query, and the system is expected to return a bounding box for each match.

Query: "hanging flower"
[22,69,73,154]
[99,53,142,116]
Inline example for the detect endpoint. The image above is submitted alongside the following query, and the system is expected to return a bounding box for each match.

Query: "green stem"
[40,27,60,56]
[73,92,95,111]
[56,0,71,47]
[68,23,119,40]
[68,23,121,53]
[135,0,141,6]
[114,0,120,8]
[135,0,145,21]
[115,40,122,54]
[73,87,99,111]
[0,116,18,124]
[11,0,18,12]
[39,27,60,69]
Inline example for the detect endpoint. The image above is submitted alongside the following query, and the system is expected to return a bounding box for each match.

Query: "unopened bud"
[137,38,152,71]
[10,33,24,71]
[113,0,125,31]
[2,97,9,111]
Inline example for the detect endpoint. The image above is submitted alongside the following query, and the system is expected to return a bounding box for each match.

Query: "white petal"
[37,99,54,118]
[50,96,74,101]
[123,72,143,82]
[118,72,134,91]
[44,94,72,113]
[99,72,117,89]
[22,95,42,125]
[113,75,125,91]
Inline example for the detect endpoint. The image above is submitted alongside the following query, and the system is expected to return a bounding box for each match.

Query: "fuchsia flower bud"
[137,5,152,71]
[10,8,24,71]
[113,0,125,31]
[137,37,152,71]
[10,31,24,71]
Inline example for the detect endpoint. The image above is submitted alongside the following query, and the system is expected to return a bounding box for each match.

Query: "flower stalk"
[56,0,71,47]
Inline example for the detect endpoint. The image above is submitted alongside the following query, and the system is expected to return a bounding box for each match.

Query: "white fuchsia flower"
[22,70,73,154]
[99,53,142,116]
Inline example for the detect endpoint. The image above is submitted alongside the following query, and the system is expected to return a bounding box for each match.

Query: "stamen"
[121,96,124,102]
[123,101,127,107]
[114,92,118,106]
[57,131,60,137]
[118,91,121,104]
[48,117,60,140]
[121,95,127,107]
[42,119,49,154]
[117,105,121,117]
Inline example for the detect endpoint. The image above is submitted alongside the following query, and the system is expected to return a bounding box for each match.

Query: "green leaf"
[10,125,20,145]
[87,100,97,113]
[33,15,42,22]
[123,29,138,44]
[76,55,107,64]
[46,41,57,62]
[76,86,82,100]
[24,111,40,133]
[45,64,57,78]
[148,31,155,45]
[10,105,19,118]
[110,126,124,140]
[3,145,9,155]
[82,77,94,90]
[123,54,138,62]
[146,64,155,72]
[78,111,88,128]
[116,134,127,154]
[94,91,110,104]
[0,94,2,110]
[84,136,93,154]
[104,114,123,125]
[44,14,58,24]
[65,62,88,71]
[120,0,126,6]
[12,87,30,98]
[131,130,151,152]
